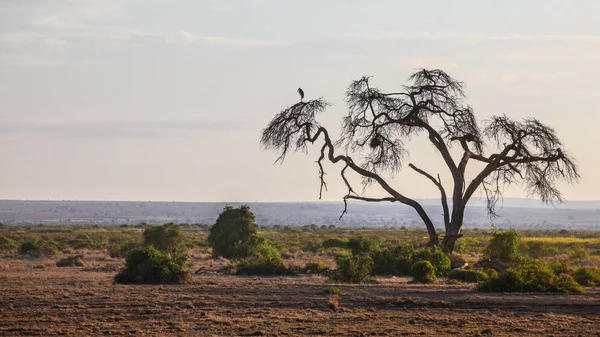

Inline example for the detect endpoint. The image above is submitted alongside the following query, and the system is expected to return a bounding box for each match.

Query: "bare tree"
[260,69,579,253]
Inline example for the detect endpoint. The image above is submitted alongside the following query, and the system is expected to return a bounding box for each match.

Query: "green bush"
[524,241,557,258]
[348,236,380,256]
[321,237,350,250]
[208,205,258,259]
[0,235,17,252]
[143,223,185,256]
[303,262,329,274]
[447,268,489,283]
[108,240,141,258]
[566,244,590,260]
[411,260,437,283]
[481,229,522,266]
[413,246,451,276]
[235,239,294,276]
[331,254,373,283]
[547,258,573,275]
[114,246,191,284]
[56,255,84,267]
[477,262,583,293]
[324,286,343,295]
[18,239,59,257]
[573,266,600,287]
[371,243,414,276]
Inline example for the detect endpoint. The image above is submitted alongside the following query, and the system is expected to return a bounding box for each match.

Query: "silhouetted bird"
[297,87,304,101]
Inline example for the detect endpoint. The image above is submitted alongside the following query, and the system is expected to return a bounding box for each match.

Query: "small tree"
[143,223,184,257]
[208,205,259,259]
[260,69,579,253]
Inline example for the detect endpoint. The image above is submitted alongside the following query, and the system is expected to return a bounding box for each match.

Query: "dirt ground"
[1,253,599,337]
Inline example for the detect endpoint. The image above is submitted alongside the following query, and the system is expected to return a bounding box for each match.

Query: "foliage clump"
[18,239,59,257]
[331,254,373,283]
[479,229,522,269]
[0,234,17,252]
[348,236,380,256]
[235,238,294,276]
[371,243,414,276]
[302,261,329,274]
[477,261,583,293]
[413,246,451,276]
[56,255,84,267]
[208,205,259,259]
[143,223,184,256]
[447,268,489,283]
[573,266,600,287]
[114,223,191,284]
[411,260,437,283]
[114,246,191,284]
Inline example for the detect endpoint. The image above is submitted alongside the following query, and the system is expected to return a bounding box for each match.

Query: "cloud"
[0,120,256,139]
[346,31,600,43]
[165,30,289,48]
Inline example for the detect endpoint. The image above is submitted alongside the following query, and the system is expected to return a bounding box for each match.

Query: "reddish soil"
[1,254,599,336]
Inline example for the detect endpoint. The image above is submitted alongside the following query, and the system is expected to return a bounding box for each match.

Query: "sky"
[1,0,600,202]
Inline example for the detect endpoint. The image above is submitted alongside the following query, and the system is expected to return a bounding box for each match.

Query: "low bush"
[0,235,17,252]
[114,246,191,284]
[18,239,59,257]
[481,229,522,266]
[348,236,380,255]
[235,239,294,276]
[143,223,185,256]
[573,266,600,287]
[56,255,84,267]
[411,260,437,283]
[447,268,489,283]
[371,243,414,276]
[321,237,350,250]
[413,246,451,276]
[547,258,573,275]
[324,286,343,295]
[331,254,373,283]
[302,262,329,274]
[477,262,583,293]
[108,240,141,258]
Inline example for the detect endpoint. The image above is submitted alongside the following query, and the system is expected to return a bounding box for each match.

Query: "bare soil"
[1,253,599,336]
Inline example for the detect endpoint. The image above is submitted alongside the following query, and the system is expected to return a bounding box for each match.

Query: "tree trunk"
[441,208,465,254]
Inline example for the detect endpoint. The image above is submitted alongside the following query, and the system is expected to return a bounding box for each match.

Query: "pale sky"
[1,0,599,202]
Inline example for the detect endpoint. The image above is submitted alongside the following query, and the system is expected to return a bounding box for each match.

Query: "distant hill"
[0,199,598,230]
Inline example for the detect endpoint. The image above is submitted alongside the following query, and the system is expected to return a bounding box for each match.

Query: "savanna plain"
[1,223,599,337]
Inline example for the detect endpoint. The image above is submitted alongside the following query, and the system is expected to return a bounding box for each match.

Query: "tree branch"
[409,163,450,229]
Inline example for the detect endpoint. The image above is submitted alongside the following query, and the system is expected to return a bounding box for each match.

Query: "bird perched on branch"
[297,87,304,101]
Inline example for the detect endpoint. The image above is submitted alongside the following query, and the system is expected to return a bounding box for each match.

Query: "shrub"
[413,246,451,276]
[114,246,191,284]
[547,258,573,275]
[108,240,141,259]
[0,235,17,252]
[235,240,294,276]
[567,244,590,260]
[411,260,437,283]
[143,223,185,256]
[348,236,380,256]
[477,262,583,293]
[573,266,600,287]
[524,240,557,258]
[331,254,373,283]
[321,237,350,250]
[447,268,489,283]
[303,262,329,274]
[324,286,343,295]
[18,239,59,257]
[208,205,258,259]
[481,229,522,266]
[371,243,414,276]
[56,255,84,267]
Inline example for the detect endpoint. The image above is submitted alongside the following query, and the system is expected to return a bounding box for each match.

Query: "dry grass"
[0,252,599,336]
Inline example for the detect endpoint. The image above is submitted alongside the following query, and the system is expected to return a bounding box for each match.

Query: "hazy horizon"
[2,1,600,202]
